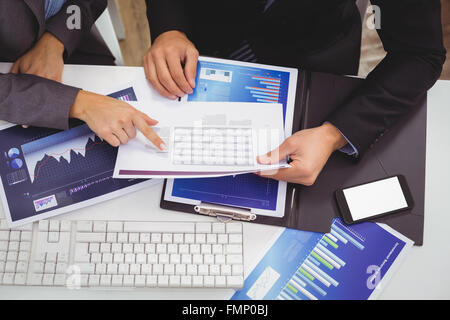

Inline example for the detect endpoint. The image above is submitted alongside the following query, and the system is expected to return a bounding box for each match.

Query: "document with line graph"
[0,87,159,228]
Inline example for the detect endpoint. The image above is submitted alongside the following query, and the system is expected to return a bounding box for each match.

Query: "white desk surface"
[0,64,449,299]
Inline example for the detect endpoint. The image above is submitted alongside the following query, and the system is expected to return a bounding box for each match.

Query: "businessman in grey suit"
[0,0,165,150]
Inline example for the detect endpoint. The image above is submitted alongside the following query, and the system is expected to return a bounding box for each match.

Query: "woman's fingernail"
[160,143,167,151]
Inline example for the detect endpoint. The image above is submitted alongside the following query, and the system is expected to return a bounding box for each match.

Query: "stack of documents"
[113,101,288,179]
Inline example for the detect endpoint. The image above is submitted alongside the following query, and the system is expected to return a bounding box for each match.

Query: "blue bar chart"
[245,76,281,103]
[232,218,411,300]
[276,221,365,300]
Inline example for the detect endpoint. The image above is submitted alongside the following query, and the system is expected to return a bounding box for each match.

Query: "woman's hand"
[70,90,166,149]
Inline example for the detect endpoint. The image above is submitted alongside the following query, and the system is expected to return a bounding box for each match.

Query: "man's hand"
[11,32,64,82]
[70,91,166,149]
[143,30,199,99]
[257,123,348,186]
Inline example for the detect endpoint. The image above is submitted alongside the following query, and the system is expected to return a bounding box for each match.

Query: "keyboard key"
[146,275,157,287]
[226,223,242,234]
[19,242,31,252]
[141,264,152,275]
[16,261,28,273]
[135,275,146,287]
[169,275,180,287]
[89,275,100,286]
[218,234,228,244]
[118,264,129,275]
[198,264,209,276]
[136,253,147,264]
[21,231,32,242]
[134,244,145,254]
[100,275,111,286]
[207,234,217,244]
[60,221,72,232]
[158,275,169,287]
[76,232,105,243]
[140,233,151,243]
[9,231,20,241]
[181,275,192,287]
[38,221,49,232]
[5,261,16,272]
[112,275,123,286]
[107,222,123,233]
[196,234,206,244]
[49,220,60,232]
[107,264,118,275]
[43,274,54,286]
[184,234,195,244]
[77,221,92,232]
[204,275,215,287]
[227,276,244,288]
[215,276,226,288]
[192,276,203,287]
[96,263,107,275]
[226,254,243,265]
[225,244,242,254]
[187,264,197,275]
[210,264,221,276]
[229,234,243,244]
[30,273,43,286]
[93,221,107,232]
[54,274,66,286]
[145,244,156,254]
[129,233,139,243]
[232,264,244,276]
[196,223,212,233]
[162,233,173,244]
[106,233,118,243]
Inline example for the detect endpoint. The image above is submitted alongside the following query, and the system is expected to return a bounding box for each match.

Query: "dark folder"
[161,70,426,245]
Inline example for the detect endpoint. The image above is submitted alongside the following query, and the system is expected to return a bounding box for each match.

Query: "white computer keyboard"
[172,126,254,166]
[0,219,244,289]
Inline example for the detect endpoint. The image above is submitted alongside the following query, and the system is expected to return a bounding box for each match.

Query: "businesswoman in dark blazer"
[143,0,446,185]
[0,0,164,150]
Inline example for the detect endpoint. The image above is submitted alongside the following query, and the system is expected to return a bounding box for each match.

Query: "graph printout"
[231,218,413,300]
[0,87,158,227]
[166,57,297,216]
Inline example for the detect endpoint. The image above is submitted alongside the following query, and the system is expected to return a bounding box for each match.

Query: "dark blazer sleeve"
[0,73,80,130]
[327,0,446,157]
[146,0,192,43]
[45,0,107,57]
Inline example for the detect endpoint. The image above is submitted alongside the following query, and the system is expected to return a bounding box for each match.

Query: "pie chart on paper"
[8,147,20,159]
[11,158,23,169]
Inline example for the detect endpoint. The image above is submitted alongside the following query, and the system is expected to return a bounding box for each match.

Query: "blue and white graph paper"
[166,57,298,217]
[232,218,413,300]
[0,87,159,227]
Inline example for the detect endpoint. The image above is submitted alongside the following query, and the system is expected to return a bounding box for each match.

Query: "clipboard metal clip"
[194,204,257,222]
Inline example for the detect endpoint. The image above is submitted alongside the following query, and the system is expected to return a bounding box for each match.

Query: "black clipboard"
[160,70,426,245]
[160,69,309,226]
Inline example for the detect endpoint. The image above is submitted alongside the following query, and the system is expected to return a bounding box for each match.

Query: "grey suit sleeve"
[0,73,80,130]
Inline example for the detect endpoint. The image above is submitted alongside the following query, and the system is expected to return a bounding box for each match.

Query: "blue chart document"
[0,87,157,227]
[167,57,298,216]
[231,218,413,300]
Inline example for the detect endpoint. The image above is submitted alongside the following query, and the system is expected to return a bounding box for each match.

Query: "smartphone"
[335,175,414,225]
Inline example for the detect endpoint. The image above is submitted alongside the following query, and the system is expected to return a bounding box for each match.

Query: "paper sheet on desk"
[113,101,289,179]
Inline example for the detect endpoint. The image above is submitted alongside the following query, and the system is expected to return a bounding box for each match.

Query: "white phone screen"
[342,176,408,221]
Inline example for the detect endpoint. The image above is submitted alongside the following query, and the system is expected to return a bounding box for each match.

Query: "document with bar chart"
[166,57,298,217]
[0,86,159,227]
[231,218,413,300]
